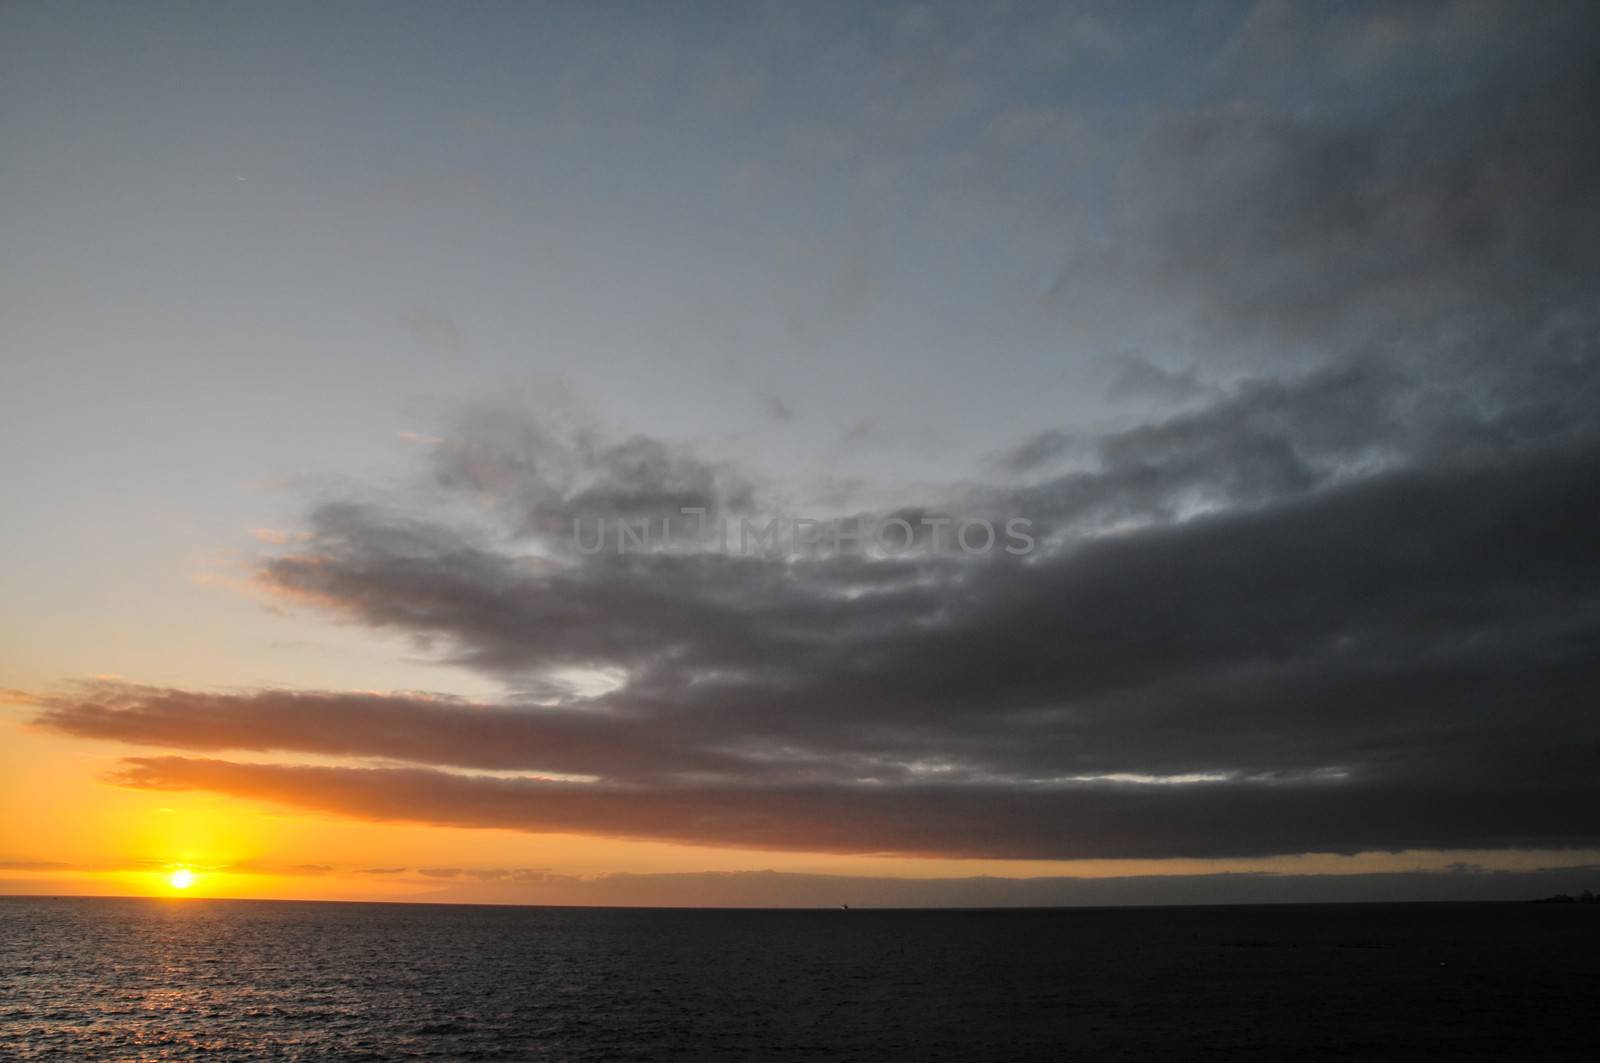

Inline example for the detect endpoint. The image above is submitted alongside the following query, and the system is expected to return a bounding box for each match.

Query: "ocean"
[2,897,1594,1060]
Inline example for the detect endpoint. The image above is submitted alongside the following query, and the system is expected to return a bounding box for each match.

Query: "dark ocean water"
[1,897,1595,1061]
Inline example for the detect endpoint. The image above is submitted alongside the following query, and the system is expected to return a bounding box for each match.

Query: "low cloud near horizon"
[5,859,1596,909]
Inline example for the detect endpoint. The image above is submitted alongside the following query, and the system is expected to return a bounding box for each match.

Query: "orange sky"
[6,710,1595,905]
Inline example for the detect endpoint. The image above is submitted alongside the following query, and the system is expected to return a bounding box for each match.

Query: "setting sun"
[167,868,195,891]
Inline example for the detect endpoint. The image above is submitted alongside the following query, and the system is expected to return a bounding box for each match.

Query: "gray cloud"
[30,683,740,782]
[1053,2,1600,373]
[106,755,1598,861]
[425,407,757,540]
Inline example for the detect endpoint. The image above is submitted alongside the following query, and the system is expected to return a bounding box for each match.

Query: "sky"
[3,0,1599,906]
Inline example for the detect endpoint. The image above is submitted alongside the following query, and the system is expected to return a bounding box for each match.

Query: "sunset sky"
[4,1,1598,906]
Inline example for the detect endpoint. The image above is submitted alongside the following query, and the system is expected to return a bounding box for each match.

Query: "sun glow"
[168,867,196,890]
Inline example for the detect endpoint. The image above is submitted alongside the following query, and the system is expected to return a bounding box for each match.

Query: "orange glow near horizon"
[6,718,1600,907]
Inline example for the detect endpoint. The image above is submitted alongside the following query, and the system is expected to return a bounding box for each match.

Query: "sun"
[167,868,196,890]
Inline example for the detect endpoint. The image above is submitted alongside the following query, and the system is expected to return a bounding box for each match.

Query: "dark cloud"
[107,754,1598,860]
[31,684,741,782]
[1054,2,1600,385]
[44,401,1600,858]
[1002,362,1412,531]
